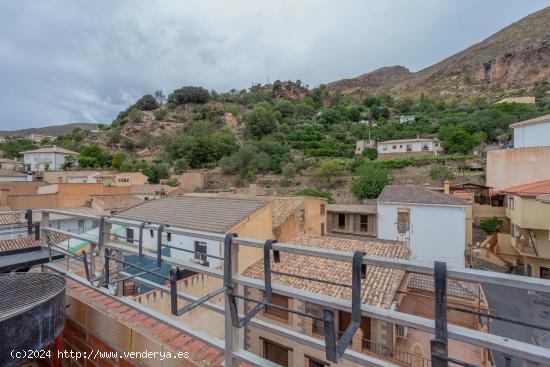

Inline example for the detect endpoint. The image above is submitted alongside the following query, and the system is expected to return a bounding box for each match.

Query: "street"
[483,284,550,367]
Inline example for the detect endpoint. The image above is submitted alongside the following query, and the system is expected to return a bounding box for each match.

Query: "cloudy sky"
[0,0,548,130]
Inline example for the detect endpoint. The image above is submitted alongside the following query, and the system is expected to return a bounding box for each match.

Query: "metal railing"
[32,209,550,367]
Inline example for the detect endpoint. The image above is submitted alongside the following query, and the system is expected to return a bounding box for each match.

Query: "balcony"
[515,237,537,256]
[337,331,431,367]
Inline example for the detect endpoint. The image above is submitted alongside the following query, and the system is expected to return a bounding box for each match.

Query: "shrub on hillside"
[350,164,391,200]
[134,94,159,111]
[167,86,210,106]
[429,164,455,182]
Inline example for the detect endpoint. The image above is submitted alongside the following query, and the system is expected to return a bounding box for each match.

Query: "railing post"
[224,234,239,367]
[26,209,32,235]
[431,261,448,367]
[41,211,49,247]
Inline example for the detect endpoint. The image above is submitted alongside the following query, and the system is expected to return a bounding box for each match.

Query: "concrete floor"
[482,284,550,367]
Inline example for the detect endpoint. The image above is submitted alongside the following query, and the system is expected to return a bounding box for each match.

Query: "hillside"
[328,7,550,98]
[1,122,99,137]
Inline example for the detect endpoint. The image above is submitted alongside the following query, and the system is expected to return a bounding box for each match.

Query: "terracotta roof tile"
[500,179,550,197]
[91,194,143,210]
[0,204,20,225]
[408,273,478,300]
[509,114,550,128]
[243,234,410,309]
[0,169,27,177]
[65,280,224,366]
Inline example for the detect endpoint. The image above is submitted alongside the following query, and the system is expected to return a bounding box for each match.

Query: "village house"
[498,180,550,279]
[241,235,489,367]
[0,157,18,170]
[22,146,79,172]
[326,202,377,237]
[354,139,376,155]
[90,194,143,215]
[377,137,443,159]
[487,114,550,190]
[130,184,184,200]
[377,185,469,267]
[113,171,149,186]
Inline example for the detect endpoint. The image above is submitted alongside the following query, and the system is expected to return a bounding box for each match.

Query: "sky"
[0,0,548,130]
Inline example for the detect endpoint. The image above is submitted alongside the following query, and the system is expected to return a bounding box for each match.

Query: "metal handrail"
[37,209,550,366]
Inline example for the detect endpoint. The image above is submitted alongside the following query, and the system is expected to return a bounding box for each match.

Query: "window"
[392,145,397,150]
[541,267,550,279]
[397,208,410,233]
[399,144,403,149]
[150,229,154,238]
[305,302,324,336]
[422,144,429,151]
[320,204,326,216]
[382,145,387,151]
[321,223,325,236]
[360,215,369,232]
[194,241,207,262]
[126,228,134,243]
[167,232,172,242]
[406,144,412,152]
[526,263,533,277]
[509,196,515,210]
[144,197,150,201]
[265,293,289,321]
[78,220,84,233]
[308,357,327,367]
[263,339,289,367]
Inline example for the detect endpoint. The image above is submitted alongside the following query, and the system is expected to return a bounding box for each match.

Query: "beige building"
[130,184,184,201]
[90,194,143,215]
[113,172,149,186]
[499,180,550,278]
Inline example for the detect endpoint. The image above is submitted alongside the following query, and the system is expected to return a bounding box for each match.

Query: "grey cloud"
[0,0,548,129]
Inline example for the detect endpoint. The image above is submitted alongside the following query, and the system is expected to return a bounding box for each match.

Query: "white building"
[0,158,18,170]
[0,169,32,182]
[377,185,468,267]
[377,137,443,158]
[510,114,550,148]
[398,115,415,124]
[22,146,79,172]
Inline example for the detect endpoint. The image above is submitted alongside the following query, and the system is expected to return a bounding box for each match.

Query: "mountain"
[328,7,550,98]
[1,122,100,137]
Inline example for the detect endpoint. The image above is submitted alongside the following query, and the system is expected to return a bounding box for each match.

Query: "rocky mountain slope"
[1,122,99,137]
[328,7,550,98]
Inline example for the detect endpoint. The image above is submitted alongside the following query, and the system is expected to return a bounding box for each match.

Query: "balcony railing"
[516,237,537,255]
[33,209,550,367]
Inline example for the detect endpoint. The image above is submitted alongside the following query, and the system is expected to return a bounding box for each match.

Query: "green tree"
[362,148,378,161]
[111,153,126,170]
[350,164,391,200]
[134,94,159,111]
[479,217,503,234]
[281,162,297,184]
[437,125,480,154]
[429,165,455,182]
[174,158,190,174]
[315,159,343,186]
[79,145,111,167]
[63,155,77,170]
[245,103,280,137]
[145,163,169,184]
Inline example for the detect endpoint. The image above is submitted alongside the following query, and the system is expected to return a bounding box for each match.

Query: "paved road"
[482,284,550,367]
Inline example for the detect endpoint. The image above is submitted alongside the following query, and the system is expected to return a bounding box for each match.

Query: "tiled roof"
[130,184,179,194]
[378,185,467,206]
[0,204,20,225]
[21,146,78,155]
[0,169,26,177]
[327,203,377,214]
[0,158,16,164]
[91,194,143,210]
[0,233,68,253]
[185,193,318,230]
[499,180,550,197]
[271,196,304,229]
[243,234,410,308]
[509,114,550,128]
[451,191,474,203]
[65,279,225,366]
[115,196,270,233]
[408,273,478,301]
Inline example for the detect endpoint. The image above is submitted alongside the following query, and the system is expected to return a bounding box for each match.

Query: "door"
[541,267,550,279]
[338,213,346,229]
[339,311,371,340]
